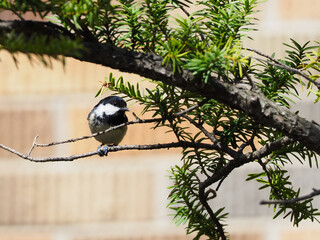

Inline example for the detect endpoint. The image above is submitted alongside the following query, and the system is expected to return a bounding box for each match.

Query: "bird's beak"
[122,107,130,112]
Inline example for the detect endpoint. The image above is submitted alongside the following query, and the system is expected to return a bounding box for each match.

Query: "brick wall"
[279,0,320,19]
[0,1,320,240]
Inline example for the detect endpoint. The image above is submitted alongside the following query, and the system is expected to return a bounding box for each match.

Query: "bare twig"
[0,100,214,162]
[34,103,201,147]
[35,118,153,147]
[0,141,223,162]
[205,188,217,201]
[132,111,141,121]
[246,48,285,65]
[237,133,256,155]
[27,135,39,156]
[174,98,209,117]
[35,101,206,148]
[11,9,25,21]
[215,175,228,191]
[260,188,320,205]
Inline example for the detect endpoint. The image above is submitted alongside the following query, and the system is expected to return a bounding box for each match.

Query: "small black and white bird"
[87,96,129,156]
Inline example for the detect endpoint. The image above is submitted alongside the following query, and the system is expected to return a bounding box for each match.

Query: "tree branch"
[1,20,320,153]
[260,188,320,205]
[201,136,294,189]
[182,114,237,158]
[257,158,283,201]
[35,117,158,147]
[0,141,224,163]
[35,102,205,148]
[246,47,320,89]
[0,102,217,161]
[199,183,227,240]
[195,136,294,240]
[71,41,320,154]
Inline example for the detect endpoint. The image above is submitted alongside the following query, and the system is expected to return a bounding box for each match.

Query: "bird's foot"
[97,145,108,157]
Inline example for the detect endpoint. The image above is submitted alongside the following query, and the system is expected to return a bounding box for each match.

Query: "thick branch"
[79,42,320,154]
[0,20,73,38]
[1,20,320,153]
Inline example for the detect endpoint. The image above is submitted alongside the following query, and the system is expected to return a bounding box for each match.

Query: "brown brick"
[0,234,51,240]
[0,51,145,95]
[75,234,195,240]
[230,232,263,240]
[0,160,154,224]
[0,9,44,21]
[0,108,54,158]
[112,168,154,220]
[282,230,320,240]
[0,52,92,94]
[279,0,320,19]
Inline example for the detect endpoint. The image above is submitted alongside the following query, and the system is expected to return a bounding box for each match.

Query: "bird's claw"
[97,145,108,157]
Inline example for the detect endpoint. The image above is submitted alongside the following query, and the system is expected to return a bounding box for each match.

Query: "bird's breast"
[88,114,127,145]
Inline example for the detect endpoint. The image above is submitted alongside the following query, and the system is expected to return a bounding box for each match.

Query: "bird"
[87,96,129,156]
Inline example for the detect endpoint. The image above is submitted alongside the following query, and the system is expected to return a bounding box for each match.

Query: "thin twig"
[35,101,206,148]
[0,141,222,162]
[178,4,205,42]
[11,10,25,21]
[245,72,259,92]
[0,100,211,162]
[246,48,284,65]
[215,175,227,191]
[27,135,39,156]
[257,158,283,201]
[183,115,218,144]
[35,118,155,147]
[174,98,209,117]
[199,181,227,240]
[182,115,237,158]
[237,134,255,155]
[260,188,320,205]
[205,188,217,200]
[132,111,141,121]
[247,47,320,88]
[201,136,294,192]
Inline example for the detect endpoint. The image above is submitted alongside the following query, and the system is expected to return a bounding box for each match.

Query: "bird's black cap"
[96,96,128,109]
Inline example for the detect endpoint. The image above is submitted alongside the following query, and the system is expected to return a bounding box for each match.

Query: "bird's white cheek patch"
[95,103,119,117]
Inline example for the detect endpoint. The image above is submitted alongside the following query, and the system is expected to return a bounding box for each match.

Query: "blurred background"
[0,0,320,239]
